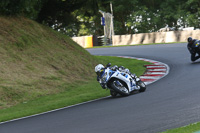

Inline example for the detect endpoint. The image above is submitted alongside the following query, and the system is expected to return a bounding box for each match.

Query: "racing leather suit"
[187,39,200,61]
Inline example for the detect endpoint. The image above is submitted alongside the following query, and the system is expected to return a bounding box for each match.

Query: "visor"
[96,69,104,77]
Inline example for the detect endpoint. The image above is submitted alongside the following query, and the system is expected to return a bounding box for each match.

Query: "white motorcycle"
[95,63,146,97]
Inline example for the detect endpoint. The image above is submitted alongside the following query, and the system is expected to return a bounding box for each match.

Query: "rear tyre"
[111,80,130,96]
[138,81,146,92]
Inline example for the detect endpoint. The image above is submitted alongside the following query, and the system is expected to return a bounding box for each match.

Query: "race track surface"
[1,43,200,133]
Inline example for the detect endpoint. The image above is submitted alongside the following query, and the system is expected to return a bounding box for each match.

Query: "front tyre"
[111,80,130,96]
[138,81,146,92]
[110,90,118,97]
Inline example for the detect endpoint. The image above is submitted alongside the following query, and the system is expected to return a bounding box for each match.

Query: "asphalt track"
[1,43,200,133]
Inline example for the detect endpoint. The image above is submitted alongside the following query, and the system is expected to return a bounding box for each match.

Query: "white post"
[110,2,114,45]
[99,10,106,38]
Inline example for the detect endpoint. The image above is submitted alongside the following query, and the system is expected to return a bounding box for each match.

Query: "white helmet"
[95,64,104,72]
[124,68,130,73]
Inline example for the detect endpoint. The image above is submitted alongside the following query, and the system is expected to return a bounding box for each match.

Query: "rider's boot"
[131,85,140,91]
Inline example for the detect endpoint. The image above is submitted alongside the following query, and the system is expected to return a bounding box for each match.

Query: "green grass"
[0,55,151,122]
[0,79,108,122]
[163,123,200,133]
[94,56,149,76]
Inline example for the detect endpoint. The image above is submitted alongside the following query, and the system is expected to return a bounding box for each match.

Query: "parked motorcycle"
[95,63,146,97]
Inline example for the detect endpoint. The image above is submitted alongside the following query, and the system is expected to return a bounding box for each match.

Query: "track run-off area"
[1,43,200,133]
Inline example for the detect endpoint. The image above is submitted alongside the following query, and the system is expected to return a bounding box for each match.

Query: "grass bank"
[0,16,96,110]
[0,16,151,122]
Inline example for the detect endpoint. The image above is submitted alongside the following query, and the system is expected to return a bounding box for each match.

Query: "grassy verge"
[0,79,108,122]
[0,55,151,123]
[89,42,186,49]
[163,123,200,133]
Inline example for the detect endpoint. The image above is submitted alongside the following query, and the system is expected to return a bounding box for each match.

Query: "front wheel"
[110,90,118,97]
[138,81,146,92]
[110,80,130,96]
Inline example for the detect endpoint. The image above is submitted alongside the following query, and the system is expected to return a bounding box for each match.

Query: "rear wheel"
[111,80,130,96]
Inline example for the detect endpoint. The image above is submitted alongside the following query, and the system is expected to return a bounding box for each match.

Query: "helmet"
[124,68,130,73]
[188,37,192,42]
[95,64,104,73]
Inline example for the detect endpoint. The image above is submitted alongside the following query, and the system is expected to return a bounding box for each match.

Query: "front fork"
[130,77,141,90]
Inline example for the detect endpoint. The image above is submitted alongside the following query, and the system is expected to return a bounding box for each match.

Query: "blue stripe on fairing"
[108,70,115,78]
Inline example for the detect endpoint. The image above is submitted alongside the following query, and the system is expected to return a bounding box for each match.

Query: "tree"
[1,0,200,36]
[0,0,43,19]
[184,0,200,28]
[111,0,138,34]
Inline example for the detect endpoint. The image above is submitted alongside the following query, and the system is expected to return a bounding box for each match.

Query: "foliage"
[0,0,200,36]
[0,0,43,19]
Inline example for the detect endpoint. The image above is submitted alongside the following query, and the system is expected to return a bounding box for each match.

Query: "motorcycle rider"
[95,63,139,90]
[187,37,200,62]
[95,64,106,89]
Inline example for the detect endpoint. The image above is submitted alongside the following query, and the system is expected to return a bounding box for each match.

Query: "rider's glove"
[131,74,136,79]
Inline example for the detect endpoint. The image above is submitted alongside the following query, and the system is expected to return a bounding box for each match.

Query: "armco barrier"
[72,30,200,47]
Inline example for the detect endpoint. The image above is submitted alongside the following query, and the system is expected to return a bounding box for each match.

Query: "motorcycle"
[96,63,146,97]
[194,40,200,49]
